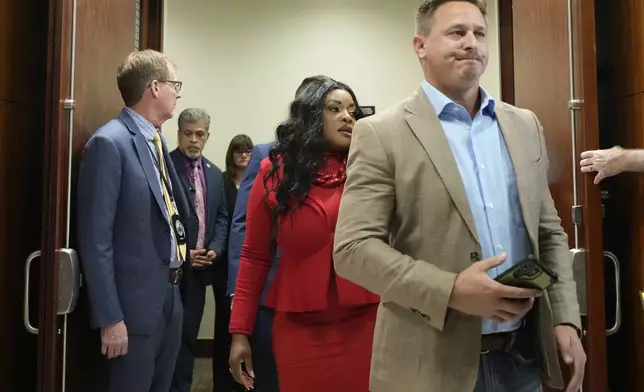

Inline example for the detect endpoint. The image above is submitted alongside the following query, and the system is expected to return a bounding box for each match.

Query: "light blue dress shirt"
[421,81,531,334]
[124,107,180,268]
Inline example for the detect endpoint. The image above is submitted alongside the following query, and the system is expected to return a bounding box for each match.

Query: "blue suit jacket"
[77,109,192,335]
[227,142,279,302]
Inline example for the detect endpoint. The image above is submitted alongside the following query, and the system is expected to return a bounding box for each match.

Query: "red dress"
[229,155,380,392]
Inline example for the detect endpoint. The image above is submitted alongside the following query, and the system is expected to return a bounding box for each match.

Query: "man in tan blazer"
[333,1,586,391]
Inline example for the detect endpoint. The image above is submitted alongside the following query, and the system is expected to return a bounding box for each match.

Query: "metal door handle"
[604,251,621,336]
[24,250,41,335]
[57,248,80,315]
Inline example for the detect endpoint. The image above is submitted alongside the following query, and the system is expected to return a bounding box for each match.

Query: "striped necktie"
[152,132,186,265]
[191,162,206,249]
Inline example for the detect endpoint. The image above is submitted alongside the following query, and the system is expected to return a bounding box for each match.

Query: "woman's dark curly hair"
[264,75,364,221]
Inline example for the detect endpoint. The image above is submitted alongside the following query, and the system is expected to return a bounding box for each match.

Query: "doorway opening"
[595,1,644,390]
[0,0,47,389]
[498,0,639,391]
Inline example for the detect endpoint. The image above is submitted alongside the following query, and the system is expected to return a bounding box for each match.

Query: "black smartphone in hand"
[494,255,558,290]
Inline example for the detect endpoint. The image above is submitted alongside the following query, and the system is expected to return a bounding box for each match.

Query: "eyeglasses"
[147,79,183,93]
[159,80,182,93]
[234,149,252,156]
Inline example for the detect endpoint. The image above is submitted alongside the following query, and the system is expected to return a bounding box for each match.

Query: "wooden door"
[63,1,139,388]
[0,0,49,390]
[499,0,607,391]
[28,0,165,391]
[594,1,644,390]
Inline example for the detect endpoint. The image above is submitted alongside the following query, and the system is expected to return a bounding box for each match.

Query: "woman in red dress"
[228,76,380,392]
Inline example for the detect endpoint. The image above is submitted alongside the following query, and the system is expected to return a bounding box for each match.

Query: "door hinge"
[571,205,583,225]
[571,248,587,316]
[63,99,76,110]
[568,99,582,110]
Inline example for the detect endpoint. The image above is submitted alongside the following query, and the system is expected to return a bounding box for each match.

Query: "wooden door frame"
[568,0,608,387]
[39,0,73,389]
[141,0,164,51]
[498,0,607,390]
[38,0,166,390]
[498,0,514,105]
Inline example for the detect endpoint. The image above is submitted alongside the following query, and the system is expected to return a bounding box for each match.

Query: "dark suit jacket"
[170,149,228,283]
[77,109,191,335]
[218,177,238,282]
[227,142,279,301]
[223,177,238,228]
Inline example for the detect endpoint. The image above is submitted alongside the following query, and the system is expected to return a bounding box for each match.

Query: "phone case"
[494,255,559,290]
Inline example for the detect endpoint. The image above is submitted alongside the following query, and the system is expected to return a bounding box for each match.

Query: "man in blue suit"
[227,75,327,392]
[77,50,190,392]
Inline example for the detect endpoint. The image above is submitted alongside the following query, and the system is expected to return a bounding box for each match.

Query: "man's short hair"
[415,0,487,36]
[116,49,174,107]
[177,108,211,132]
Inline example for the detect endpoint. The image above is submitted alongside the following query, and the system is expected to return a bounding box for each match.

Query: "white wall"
[163,0,500,339]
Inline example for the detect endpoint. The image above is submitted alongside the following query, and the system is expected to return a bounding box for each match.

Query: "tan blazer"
[333,88,581,392]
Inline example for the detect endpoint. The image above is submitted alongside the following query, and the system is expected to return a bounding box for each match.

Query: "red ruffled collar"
[314,153,347,187]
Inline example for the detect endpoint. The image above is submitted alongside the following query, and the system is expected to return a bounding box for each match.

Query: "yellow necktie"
[152,132,186,265]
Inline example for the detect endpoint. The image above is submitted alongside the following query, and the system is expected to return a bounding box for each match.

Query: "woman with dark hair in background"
[228,76,379,392]
[213,134,253,392]
[223,134,253,222]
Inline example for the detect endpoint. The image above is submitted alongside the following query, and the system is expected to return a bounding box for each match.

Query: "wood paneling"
[0,1,49,105]
[507,0,607,390]
[512,0,574,240]
[0,0,48,390]
[595,0,644,100]
[140,0,164,51]
[73,0,136,145]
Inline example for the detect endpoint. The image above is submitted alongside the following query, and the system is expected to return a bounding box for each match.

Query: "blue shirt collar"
[421,80,496,118]
[124,107,157,142]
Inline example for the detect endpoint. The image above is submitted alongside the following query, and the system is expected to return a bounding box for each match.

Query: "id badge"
[171,213,187,245]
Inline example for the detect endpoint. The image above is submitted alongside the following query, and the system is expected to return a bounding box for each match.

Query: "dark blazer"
[218,177,238,278]
[170,149,229,279]
[227,142,279,301]
[77,109,191,335]
[223,177,238,228]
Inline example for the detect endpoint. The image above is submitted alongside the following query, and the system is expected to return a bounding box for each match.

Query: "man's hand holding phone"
[448,253,542,323]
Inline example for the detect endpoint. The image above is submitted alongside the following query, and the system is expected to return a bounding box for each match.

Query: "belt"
[169,267,183,285]
[480,329,518,354]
